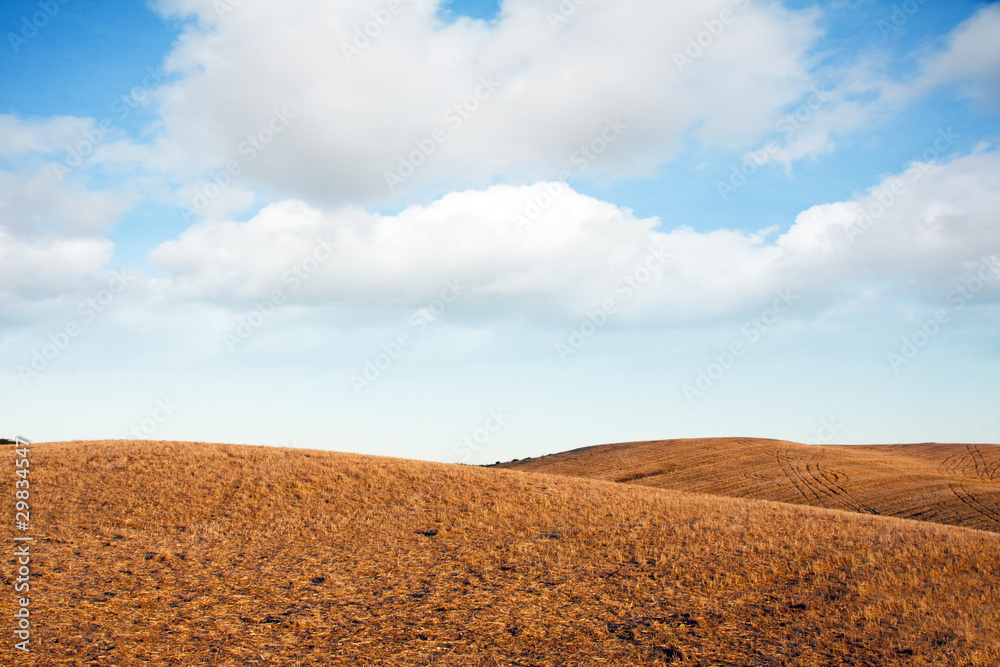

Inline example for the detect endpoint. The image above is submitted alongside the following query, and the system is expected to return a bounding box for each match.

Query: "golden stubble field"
[496,437,1000,533]
[2,440,999,666]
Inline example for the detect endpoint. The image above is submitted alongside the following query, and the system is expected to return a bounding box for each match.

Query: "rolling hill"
[494,437,1000,533]
[2,439,999,665]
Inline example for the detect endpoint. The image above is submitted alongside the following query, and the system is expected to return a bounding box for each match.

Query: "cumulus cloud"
[152,180,792,325]
[150,145,1000,326]
[145,0,998,207]
[152,184,675,318]
[780,147,1000,268]
[146,0,821,208]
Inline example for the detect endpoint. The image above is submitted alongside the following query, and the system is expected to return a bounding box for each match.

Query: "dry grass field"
[2,439,1000,666]
[495,438,1000,533]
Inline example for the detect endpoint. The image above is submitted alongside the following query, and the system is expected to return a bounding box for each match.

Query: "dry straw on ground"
[2,439,998,665]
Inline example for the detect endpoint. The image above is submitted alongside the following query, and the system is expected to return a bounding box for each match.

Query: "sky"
[2,0,999,463]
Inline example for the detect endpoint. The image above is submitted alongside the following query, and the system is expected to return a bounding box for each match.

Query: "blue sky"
[2,0,1000,459]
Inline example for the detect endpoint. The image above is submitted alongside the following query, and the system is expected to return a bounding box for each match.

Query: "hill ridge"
[4,439,1000,665]
[495,436,1000,533]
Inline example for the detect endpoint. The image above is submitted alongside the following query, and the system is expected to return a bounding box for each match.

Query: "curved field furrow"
[774,447,815,504]
[938,450,969,478]
[805,454,858,512]
[967,444,990,482]
[937,447,995,482]
[949,483,1000,528]
[785,449,834,504]
[988,454,1000,481]
[965,490,1000,526]
[809,454,880,515]
[969,444,1000,482]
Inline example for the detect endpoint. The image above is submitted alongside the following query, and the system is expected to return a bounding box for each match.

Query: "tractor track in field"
[938,451,967,478]
[804,453,850,508]
[502,439,1000,535]
[988,452,1000,481]
[774,447,874,515]
[949,483,1000,528]
[937,447,996,482]
[967,444,998,483]
[774,447,816,505]
[967,444,988,482]
[805,453,880,515]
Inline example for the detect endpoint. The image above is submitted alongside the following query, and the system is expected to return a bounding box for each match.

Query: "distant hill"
[3,440,998,665]
[494,437,1000,532]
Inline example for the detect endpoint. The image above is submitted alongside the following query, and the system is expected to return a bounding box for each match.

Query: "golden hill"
[2,440,999,666]
[494,437,1000,533]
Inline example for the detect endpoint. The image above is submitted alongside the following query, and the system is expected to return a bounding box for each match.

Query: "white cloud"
[0,168,135,237]
[749,89,874,169]
[152,183,673,317]
[745,5,1000,168]
[146,0,822,208]
[7,2,1000,335]
[150,145,1000,326]
[0,125,133,306]
[773,146,1000,310]
[0,163,132,306]
[0,114,99,156]
[0,232,114,302]
[915,4,1000,107]
[779,147,1000,266]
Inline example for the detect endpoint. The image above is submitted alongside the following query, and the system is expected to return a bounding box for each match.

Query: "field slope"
[494,437,1000,533]
[2,440,999,666]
